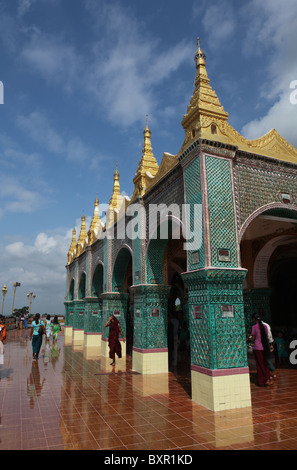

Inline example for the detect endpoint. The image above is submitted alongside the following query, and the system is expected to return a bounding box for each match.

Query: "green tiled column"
[182,268,248,370]
[64,301,74,345]
[180,145,251,410]
[72,300,85,347]
[182,268,251,411]
[131,284,170,374]
[83,297,103,354]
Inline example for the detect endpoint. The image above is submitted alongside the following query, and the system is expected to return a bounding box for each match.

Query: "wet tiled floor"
[1,329,297,450]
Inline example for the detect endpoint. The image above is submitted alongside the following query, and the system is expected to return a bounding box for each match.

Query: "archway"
[240,205,297,334]
[112,246,133,355]
[78,273,86,299]
[91,263,103,297]
[146,216,189,375]
[68,279,74,301]
[269,250,297,329]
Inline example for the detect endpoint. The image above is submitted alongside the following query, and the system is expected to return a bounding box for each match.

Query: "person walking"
[105,315,125,365]
[0,316,6,365]
[52,315,61,342]
[45,314,52,341]
[262,319,276,378]
[251,313,273,386]
[30,313,44,360]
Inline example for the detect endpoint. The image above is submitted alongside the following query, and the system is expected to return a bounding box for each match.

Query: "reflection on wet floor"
[1,329,297,450]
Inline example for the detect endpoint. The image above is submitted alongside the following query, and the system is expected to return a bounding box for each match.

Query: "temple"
[65,39,297,411]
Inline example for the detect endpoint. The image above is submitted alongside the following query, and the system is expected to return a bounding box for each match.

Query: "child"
[52,316,61,341]
[275,331,288,366]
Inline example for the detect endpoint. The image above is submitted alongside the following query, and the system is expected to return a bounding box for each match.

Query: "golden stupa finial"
[76,211,88,255]
[131,116,159,201]
[180,36,229,153]
[109,164,121,209]
[67,226,77,263]
[88,194,101,244]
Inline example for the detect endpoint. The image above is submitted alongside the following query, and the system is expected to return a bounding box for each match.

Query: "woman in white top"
[45,314,52,341]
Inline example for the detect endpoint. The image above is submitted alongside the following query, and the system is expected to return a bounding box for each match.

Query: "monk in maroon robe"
[105,315,125,365]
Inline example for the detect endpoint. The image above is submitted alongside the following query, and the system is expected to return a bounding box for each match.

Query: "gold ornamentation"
[178,38,297,164]
[76,212,88,256]
[67,227,77,264]
[88,195,103,245]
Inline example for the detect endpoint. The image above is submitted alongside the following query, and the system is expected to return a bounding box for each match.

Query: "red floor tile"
[1,329,297,450]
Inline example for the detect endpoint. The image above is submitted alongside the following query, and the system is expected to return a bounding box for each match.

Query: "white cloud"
[0,175,47,215]
[17,0,36,18]
[17,0,61,19]
[194,0,236,50]
[85,12,192,126]
[18,1,192,128]
[241,0,297,147]
[35,232,57,254]
[1,228,71,315]
[16,112,64,154]
[242,94,297,145]
[16,110,105,165]
[21,32,83,92]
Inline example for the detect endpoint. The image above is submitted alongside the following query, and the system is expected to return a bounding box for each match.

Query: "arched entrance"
[91,263,103,297]
[146,216,190,375]
[269,249,297,328]
[166,240,190,373]
[68,279,74,301]
[78,272,86,299]
[240,205,297,334]
[111,246,133,356]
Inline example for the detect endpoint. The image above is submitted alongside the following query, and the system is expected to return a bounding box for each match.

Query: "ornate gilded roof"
[67,227,76,264]
[179,38,297,164]
[76,212,88,257]
[88,195,103,245]
[109,164,122,210]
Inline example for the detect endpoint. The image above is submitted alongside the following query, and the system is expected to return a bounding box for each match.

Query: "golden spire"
[67,227,77,264]
[76,212,88,256]
[88,195,102,244]
[180,38,229,152]
[109,164,122,209]
[132,116,159,200]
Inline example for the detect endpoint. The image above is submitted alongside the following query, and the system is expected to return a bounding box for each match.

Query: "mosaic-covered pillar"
[180,144,252,411]
[182,268,251,411]
[64,301,74,345]
[72,300,85,348]
[101,293,128,357]
[83,296,103,354]
[131,284,171,374]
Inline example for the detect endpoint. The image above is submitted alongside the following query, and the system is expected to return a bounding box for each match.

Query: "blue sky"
[0,0,296,316]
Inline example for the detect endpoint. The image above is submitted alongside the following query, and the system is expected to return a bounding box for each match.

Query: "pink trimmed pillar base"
[191,365,252,411]
[64,325,73,345]
[132,347,168,374]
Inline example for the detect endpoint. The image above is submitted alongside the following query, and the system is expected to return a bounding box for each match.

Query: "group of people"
[30,314,61,360]
[250,313,290,386]
[17,313,29,329]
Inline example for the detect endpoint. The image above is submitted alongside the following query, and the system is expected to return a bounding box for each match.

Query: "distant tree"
[13,306,29,317]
